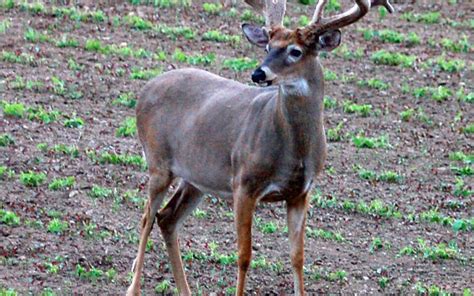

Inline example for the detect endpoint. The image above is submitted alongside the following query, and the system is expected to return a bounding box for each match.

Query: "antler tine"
[311,0,328,24]
[304,0,371,34]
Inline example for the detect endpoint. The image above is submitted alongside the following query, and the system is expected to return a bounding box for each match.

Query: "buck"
[126,0,394,294]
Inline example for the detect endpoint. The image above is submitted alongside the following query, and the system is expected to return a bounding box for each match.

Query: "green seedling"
[130,67,162,80]
[202,2,222,14]
[48,176,75,191]
[2,102,25,118]
[47,218,68,234]
[327,121,343,142]
[24,27,49,42]
[343,101,372,116]
[113,92,137,108]
[0,19,11,33]
[155,25,195,40]
[223,57,258,72]
[352,134,390,149]
[370,50,416,67]
[116,117,137,137]
[202,30,240,44]
[64,117,84,128]
[0,133,15,146]
[27,107,60,124]
[0,209,20,226]
[20,171,46,187]
[89,185,113,199]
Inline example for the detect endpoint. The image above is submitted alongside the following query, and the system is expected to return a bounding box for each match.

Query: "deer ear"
[242,23,269,48]
[317,29,341,52]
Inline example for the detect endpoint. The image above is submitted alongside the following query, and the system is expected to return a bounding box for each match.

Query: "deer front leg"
[286,194,309,296]
[233,190,257,296]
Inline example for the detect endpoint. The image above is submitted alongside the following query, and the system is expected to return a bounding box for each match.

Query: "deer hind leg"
[127,170,171,296]
[233,190,257,296]
[286,194,309,296]
[156,180,203,296]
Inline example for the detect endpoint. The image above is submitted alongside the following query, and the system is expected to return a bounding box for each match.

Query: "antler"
[306,0,394,35]
[244,0,287,28]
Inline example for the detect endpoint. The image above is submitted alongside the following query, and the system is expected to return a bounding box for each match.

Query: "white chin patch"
[261,66,277,82]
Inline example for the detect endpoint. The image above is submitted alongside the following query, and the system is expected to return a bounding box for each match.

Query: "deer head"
[243,0,394,85]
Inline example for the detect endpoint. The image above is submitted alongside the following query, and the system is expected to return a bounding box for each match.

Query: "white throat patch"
[281,78,310,97]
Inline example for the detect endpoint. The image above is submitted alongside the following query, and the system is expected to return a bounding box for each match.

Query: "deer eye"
[289,48,302,58]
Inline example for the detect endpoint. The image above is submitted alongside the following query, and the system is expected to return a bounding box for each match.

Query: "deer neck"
[274,58,325,158]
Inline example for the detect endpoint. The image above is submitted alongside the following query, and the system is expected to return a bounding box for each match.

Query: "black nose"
[251,68,266,83]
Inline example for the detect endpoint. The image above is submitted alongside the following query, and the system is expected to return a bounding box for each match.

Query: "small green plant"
[0,209,20,226]
[193,209,207,219]
[260,221,277,234]
[323,96,337,108]
[370,50,416,68]
[64,117,84,128]
[20,171,46,187]
[0,133,15,146]
[89,185,113,199]
[154,279,171,293]
[155,24,195,40]
[358,168,377,181]
[352,134,390,149]
[56,34,79,48]
[130,67,162,80]
[432,56,465,73]
[27,107,60,124]
[400,108,415,121]
[440,36,471,53]
[0,19,11,33]
[116,117,137,137]
[378,276,389,289]
[343,101,372,117]
[401,12,441,24]
[112,92,137,108]
[48,176,75,191]
[123,15,153,30]
[202,30,240,44]
[451,165,473,176]
[75,264,104,282]
[378,171,401,183]
[358,78,390,90]
[47,218,68,234]
[24,27,49,42]
[223,57,258,72]
[173,48,216,65]
[369,237,385,252]
[0,166,14,179]
[327,121,343,142]
[2,102,25,118]
[202,2,222,15]
[307,227,345,242]
[328,269,347,282]
[462,123,474,134]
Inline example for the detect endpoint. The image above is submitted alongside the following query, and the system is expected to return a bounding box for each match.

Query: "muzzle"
[251,67,266,83]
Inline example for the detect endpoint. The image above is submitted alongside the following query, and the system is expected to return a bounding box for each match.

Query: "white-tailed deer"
[126,0,394,295]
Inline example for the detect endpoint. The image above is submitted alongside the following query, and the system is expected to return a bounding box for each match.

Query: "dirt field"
[1,0,472,295]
